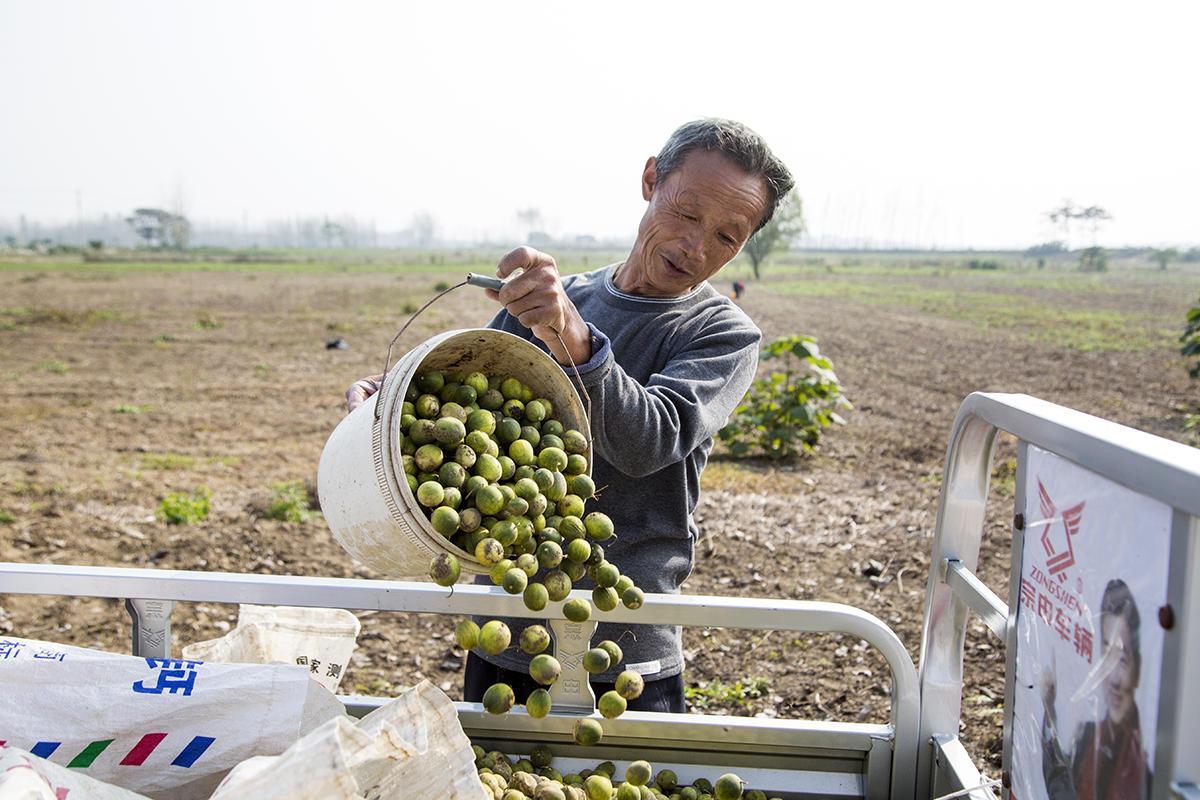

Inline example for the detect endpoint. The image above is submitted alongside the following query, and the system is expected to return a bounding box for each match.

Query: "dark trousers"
[464,651,685,713]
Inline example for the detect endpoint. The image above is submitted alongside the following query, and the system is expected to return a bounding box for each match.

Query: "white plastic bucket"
[317,328,591,578]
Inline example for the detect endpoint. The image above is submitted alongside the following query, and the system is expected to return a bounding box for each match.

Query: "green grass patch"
[194,312,222,330]
[157,487,211,525]
[0,249,623,277]
[39,360,70,374]
[0,509,14,524]
[113,404,151,414]
[773,279,1164,351]
[4,481,65,497]
[685,676,772,710]
[0,307,125,329]
[127,453,237,472]
[730,253,1200,298]
[140,452,196,470]
[1184,414,1200,446]
[991,457,1017,497]
[265,480,311,523]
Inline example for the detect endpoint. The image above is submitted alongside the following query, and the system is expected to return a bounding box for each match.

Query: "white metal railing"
[0,562,919,799]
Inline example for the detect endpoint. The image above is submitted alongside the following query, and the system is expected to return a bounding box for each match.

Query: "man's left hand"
[488,246,592,366]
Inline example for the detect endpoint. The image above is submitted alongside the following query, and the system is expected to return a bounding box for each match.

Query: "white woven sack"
[182,605,361,693]
[354,680,486,799]
[0,636,344,799]
[208,717,367,800]
[210,680,487,800]
[0,745,149,800]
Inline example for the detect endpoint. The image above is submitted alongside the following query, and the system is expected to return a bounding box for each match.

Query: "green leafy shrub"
[1183,297,1200,445]
[266,480,311,523]
[718,335,850,459]
[157,487,211,525]
[1182,297,1200,379]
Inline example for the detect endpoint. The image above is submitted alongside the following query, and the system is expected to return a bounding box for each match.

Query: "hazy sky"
[2,1,1196,249]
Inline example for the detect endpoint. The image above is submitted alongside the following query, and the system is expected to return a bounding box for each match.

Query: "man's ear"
[641,156,657,201]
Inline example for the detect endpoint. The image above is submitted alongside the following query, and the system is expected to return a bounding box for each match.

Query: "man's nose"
[681,232,707,262]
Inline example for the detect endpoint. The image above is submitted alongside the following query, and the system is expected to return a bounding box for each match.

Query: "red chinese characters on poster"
[1009,447,1170,800]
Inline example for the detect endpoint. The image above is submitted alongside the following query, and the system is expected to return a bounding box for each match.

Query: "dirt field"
[2,251,1197,775]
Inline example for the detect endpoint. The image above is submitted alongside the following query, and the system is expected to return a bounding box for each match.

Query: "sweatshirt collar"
[603,262,708,305]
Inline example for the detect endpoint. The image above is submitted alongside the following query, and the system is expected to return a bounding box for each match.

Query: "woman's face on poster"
[1101,615,1138,725]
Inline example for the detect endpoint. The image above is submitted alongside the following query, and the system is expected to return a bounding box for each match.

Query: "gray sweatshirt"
[476,264,761,682]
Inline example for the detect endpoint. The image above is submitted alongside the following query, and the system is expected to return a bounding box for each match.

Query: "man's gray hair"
[655,118,795,233]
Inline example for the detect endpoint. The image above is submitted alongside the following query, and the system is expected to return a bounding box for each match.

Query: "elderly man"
[348,118,794,712]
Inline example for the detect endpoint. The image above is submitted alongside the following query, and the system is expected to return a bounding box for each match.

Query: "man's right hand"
[345,374,384,412]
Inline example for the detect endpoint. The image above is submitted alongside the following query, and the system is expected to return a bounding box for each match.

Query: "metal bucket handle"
[372,273,593,452]
[372,280,468,421]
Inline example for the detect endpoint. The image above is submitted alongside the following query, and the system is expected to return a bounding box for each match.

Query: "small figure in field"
[731,280,746,300]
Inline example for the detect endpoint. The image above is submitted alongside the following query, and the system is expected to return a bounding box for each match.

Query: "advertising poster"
[1009,446,1170,800]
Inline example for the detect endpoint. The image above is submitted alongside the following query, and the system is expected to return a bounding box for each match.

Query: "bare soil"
[1,262,1195,775]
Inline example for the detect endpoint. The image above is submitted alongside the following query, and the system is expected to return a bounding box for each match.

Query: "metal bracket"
[548,617,597,713]
[863,733,893,800]
[125,598,175,658]
[931,735,998,799]
[942,559,1009,640]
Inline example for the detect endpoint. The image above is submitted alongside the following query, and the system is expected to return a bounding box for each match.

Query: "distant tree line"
[1022,240,1199,271]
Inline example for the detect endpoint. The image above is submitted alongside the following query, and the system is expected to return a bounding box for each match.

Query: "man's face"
[1101,615,1138,725]
[631,149,769,296]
